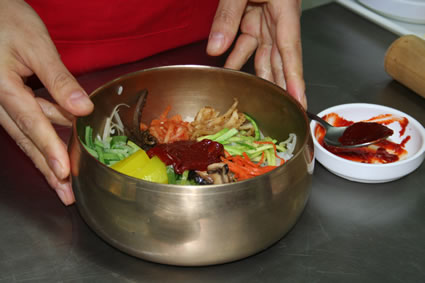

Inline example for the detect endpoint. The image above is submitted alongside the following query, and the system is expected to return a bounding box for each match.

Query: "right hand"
[207,0,306,109]
[0,0,93,205]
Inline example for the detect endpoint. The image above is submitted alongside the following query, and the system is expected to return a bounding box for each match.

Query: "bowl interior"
[76,65,310,174]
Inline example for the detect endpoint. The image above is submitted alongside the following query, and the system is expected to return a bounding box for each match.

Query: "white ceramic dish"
[310,103,425,183]
[358,0,425,24]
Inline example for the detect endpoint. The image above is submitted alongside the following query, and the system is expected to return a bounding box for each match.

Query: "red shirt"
[27,0,219,75]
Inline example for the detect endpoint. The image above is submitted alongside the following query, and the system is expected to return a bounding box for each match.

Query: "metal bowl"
[69,65,314,266]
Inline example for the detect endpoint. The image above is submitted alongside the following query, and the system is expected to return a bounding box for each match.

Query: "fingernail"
[55,188,68,204]
[49,158,65,179]
[294,90,307,109]
[68,90,92,110]
[56,183,75,206]
[207,32,225,54]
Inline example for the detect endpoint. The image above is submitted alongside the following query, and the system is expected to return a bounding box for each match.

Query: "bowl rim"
[73,64,312,191]
[310,103,425,167]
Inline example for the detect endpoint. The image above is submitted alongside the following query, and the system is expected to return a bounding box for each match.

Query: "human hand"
[0,0,93,205]
[207,0,306,109]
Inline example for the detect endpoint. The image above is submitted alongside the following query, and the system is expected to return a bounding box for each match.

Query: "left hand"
[0,0,94,205]
[207,0,306,109]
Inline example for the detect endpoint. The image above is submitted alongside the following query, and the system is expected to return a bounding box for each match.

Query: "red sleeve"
[27,0,219,75]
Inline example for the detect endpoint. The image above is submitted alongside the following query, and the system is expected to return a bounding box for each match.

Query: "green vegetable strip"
[111,136,128,146]
[127,140,141,152]
[227,136,255,144]
[267,148,276,166]
[166,166,177,184]
[82,125,140,166]
[85,126,94,148]
[176,170,190,185]
[102,152,121,161]
[246,145,274,155]
[235,141,256,150]
[95,145,105,163]
[249,150,264,160]
[197,128,230,141]
[181,170,189,181]
[275,145,287,152]
[94,139,104,148]
[215,128,238,143]
[104,148,128,155]
[82,143,98,158]
[103,137,112,149]
[244,113,260,140]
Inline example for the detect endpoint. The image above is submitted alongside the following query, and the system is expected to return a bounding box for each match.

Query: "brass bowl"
[69,65,314,266]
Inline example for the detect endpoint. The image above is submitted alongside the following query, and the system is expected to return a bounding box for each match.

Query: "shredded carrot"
[221,152,277,181]
[242,152,260,168]
[140,105,192,144]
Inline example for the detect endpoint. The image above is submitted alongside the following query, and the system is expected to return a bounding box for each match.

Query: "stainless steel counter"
[1,3,424,282]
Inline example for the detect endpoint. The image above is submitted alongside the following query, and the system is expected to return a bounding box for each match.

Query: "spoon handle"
[306,111,332,130]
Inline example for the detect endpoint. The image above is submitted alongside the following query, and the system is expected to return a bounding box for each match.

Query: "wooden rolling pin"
[384,35,425,99]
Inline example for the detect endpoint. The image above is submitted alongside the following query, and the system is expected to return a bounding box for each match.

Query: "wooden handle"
[384,35,425,99]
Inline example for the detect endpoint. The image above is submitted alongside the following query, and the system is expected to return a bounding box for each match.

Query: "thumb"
[207,0,248,56]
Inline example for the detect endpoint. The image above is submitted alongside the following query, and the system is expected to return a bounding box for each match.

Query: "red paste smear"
[147,139,224,174]
[314,113,410,164]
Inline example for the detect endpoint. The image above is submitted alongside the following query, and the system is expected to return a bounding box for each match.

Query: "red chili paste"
[339,122,394,146]
[315,113,410,164]
[147,139,224,174]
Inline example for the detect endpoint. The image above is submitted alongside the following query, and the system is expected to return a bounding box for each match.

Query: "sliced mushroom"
[189,163,235,185]
[188,170,214,185]
[140,130,157,150]
[207,162,234,184]
[124,89,158,151]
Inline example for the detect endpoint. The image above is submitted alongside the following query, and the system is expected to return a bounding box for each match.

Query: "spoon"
[307,111,394,148]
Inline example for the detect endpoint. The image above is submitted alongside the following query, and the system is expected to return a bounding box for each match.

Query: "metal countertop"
[1,3,424,283]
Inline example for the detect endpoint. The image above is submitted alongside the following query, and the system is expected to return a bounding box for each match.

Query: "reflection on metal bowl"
[69,65,314,266]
